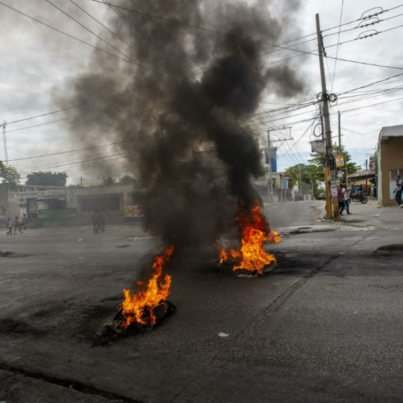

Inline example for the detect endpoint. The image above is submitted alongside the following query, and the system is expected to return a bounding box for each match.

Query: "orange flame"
[219,200,280,275]
[120,245,174,327]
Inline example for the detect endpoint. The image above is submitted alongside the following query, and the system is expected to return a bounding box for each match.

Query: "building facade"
[0,184,145,224]
[377,124,403,206]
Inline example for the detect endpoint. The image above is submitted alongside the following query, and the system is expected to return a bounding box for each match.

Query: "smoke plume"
[53,0,305,246]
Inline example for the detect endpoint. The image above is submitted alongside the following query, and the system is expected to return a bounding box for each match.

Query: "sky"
[1,0,403,185]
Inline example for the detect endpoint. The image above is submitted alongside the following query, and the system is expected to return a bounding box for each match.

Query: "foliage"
[284,147,359,195]
[308,146,359,180]
[118,175,138,186]
[104,176,116,187]
[25,171,67,187]
[0,160,20,189]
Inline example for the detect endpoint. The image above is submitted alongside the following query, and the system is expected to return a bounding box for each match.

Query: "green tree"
[308,146,359,180]
[25,171,67,186]
[0,161,20,189]
[118,175,138,186]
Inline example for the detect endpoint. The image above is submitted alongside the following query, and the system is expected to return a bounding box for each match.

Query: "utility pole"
[2,122,8,165]
[365,158,368,192]
[299,165,302,194]
[80,176,83,187]
[316,14,339,219]
[338,111,349,190]
[267,130,273,204]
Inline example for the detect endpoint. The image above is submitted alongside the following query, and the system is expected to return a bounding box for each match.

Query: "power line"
[331,0,345,93]
[6,116,79,133]
[7,140,129,162]
[0,1,143,67]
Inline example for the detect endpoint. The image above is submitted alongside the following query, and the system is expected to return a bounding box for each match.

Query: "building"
[377,124,403,206]
[0,183,145,225]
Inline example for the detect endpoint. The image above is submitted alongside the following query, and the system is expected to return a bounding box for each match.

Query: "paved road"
[264,200,324,229]
[0,207,403,402]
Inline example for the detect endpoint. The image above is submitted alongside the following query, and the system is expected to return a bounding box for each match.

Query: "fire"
[219,200,280,275]
[120,245,174,328]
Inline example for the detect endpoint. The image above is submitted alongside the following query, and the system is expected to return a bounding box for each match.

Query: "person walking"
[393,176,403,208]
[13,216,23,234]
[340,184,352,215]
[6,218,13,235]
[92,210,99,233]
[338,184,345,215]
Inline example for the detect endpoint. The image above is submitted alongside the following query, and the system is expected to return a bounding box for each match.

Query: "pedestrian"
[393,176,403,208]
[99,210,105,232]
[373,182,377,198]
[92,210,99,233]
[14,216,23,234]
[6,217,13,235]
[340,184,352,215]
[338,184,345,215]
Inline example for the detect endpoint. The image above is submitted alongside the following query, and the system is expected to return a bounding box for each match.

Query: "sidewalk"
[341,199,403,230]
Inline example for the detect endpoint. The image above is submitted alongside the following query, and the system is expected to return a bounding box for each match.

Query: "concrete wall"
[0,185,19,221]
[379,137,403,206]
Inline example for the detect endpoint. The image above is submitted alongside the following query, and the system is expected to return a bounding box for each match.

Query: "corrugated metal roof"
[379,124,403,139]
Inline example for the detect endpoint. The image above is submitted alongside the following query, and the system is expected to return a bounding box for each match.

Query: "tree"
[104,176,116,187]
[308,146,359,180]
[25,171,68,187]
[0,161,20,189]
[118,175,138,186]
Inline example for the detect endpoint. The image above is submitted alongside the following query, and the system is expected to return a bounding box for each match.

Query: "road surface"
[0,201,402,403]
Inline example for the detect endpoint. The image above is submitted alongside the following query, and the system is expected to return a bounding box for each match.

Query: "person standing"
[6,218,13,235]
[393,176,403,208]
[92,210,99,233]
[14,216,23,234]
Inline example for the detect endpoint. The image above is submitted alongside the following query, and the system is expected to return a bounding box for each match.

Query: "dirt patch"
[375,244,403,255]
[0,318,47,338]
[0,251,29,258]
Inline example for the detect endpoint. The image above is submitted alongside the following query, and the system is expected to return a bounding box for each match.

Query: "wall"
[0,185,19,220]
[379,136,403,206]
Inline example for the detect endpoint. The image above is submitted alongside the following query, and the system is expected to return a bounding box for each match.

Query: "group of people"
[6,214,28,235]
[350,182,376,198]
[91,210,106,233]
[338,183,351,215]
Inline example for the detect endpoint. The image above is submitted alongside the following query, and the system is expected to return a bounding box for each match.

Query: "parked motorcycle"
[347,191,368,204]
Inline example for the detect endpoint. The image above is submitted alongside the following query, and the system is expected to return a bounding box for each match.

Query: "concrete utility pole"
[316,14,339,219]
[299,165,302,194]
[267,130,273,204]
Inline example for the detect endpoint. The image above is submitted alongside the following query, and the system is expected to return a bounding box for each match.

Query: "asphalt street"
[0,201,402,403]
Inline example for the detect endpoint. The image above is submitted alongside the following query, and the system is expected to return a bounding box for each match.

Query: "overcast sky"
[1,0,403,184]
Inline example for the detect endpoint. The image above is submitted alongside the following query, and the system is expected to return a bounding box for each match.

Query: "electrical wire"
[0,1,143,68]
[331,0,345,94]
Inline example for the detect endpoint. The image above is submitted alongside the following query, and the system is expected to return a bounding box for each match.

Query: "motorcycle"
[347,191,368,204]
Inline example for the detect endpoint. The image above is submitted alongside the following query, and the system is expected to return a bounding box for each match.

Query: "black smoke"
[53,0,305,247]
